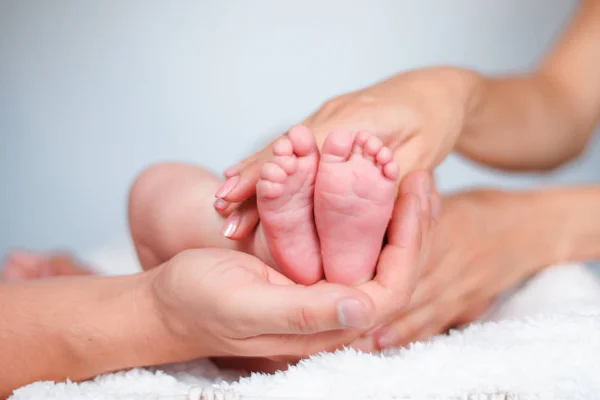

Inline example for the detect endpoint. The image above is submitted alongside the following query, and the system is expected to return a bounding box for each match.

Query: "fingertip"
[336,297,374,329]
[224,200,260,240]
[221,174,258,203]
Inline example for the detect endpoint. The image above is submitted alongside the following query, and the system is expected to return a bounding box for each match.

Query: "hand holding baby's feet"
[219,126,399,288]
[150,248,375,360]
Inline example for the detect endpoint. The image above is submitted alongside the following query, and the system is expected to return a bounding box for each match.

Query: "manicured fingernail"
[337,298,370,329]
[213,198,229,211]
[215,176,239,199]
[221,212,240,238]
[376,328,399,349]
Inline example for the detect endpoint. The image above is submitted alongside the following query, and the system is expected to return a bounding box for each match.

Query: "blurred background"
[0,1,598,269]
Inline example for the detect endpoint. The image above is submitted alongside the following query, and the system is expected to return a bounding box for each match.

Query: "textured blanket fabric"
[9,243,600,399]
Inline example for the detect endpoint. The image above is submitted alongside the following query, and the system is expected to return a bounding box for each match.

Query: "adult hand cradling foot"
[214,0,600,351]
[0,169,435,397]
[3,0,600,397]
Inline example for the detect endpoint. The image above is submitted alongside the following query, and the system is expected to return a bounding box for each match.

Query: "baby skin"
[2,127,398,288]
[130,126,399,286]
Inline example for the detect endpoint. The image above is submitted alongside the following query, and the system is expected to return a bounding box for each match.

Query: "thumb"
[234,282,376,337]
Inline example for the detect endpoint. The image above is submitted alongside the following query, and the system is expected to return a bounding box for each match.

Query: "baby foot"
[1,250,92,281]
[314,130,399,285]
[256,125,322,285]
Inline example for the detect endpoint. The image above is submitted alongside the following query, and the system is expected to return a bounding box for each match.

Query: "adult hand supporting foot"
[213,66,477,231]
[214,0,600,233]
[353,185,600,351]
[0,248,377,397]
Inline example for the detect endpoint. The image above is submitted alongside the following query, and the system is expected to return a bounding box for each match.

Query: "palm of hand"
[153,248,371,361]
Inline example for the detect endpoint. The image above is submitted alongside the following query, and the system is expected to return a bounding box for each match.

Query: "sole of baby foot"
[255,125,323,285]
[314,130,399,285]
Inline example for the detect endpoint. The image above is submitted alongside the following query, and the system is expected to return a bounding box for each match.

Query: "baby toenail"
[215,176,239,199]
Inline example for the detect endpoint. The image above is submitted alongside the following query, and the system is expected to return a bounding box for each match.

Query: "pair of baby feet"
[253,126,399,286]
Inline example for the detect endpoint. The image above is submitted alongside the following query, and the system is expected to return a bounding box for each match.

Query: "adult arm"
[356,183,600,350]
[459,0,600,171]
[0,273,180,399]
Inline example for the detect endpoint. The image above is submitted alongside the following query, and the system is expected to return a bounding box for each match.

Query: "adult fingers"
[220,197,260,240]
[231,281,377,337]
[375,298,454,349]
[362,171,432,320]
[399,170,435,264]
[215,161,262,204]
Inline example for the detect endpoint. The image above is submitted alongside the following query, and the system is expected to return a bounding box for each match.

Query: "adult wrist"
[455,68,487,146]
[521,186,600,271]
[67,271,191,378]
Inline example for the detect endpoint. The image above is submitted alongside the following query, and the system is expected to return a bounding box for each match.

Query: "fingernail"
[337,298,371,329]
[376,328,399,349]
[213,198,229,211]
[215,176,239,199]
[221,212,240,238]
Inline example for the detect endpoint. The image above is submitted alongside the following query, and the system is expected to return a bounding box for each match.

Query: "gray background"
[1,1,598,266]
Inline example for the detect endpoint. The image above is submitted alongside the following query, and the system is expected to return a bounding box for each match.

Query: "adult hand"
[354,189,560,351]
[213,66,478,219]
[153,172,437,361]
[149,248,376,360]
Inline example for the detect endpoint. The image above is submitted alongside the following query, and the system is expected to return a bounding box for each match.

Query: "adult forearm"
[458,75,588,171]
[0,272,181,398]
[544,185,600,265]
[524,185,600,273]
[457,0,600,171]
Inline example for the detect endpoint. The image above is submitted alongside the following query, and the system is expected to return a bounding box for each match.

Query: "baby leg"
[128,162,271,271]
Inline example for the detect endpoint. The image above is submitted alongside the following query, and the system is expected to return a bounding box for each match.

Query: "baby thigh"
[128,162,245,270]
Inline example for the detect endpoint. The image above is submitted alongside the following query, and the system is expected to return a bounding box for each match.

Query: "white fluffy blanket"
[9,237,600,399]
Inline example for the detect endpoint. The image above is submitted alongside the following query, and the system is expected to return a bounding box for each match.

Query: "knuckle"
[288,306,321,334]
[320,96,344,113]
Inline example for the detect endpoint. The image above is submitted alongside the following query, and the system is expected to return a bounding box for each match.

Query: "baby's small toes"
[355,131,371,147]
[259,162,288,183]
[383,162,400,181]
[256,180,284,199]
[273,155,298,175]
[376,146,393,165]
[273,137,294,157]
[288,125,317,157]
[364,135,384,158]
